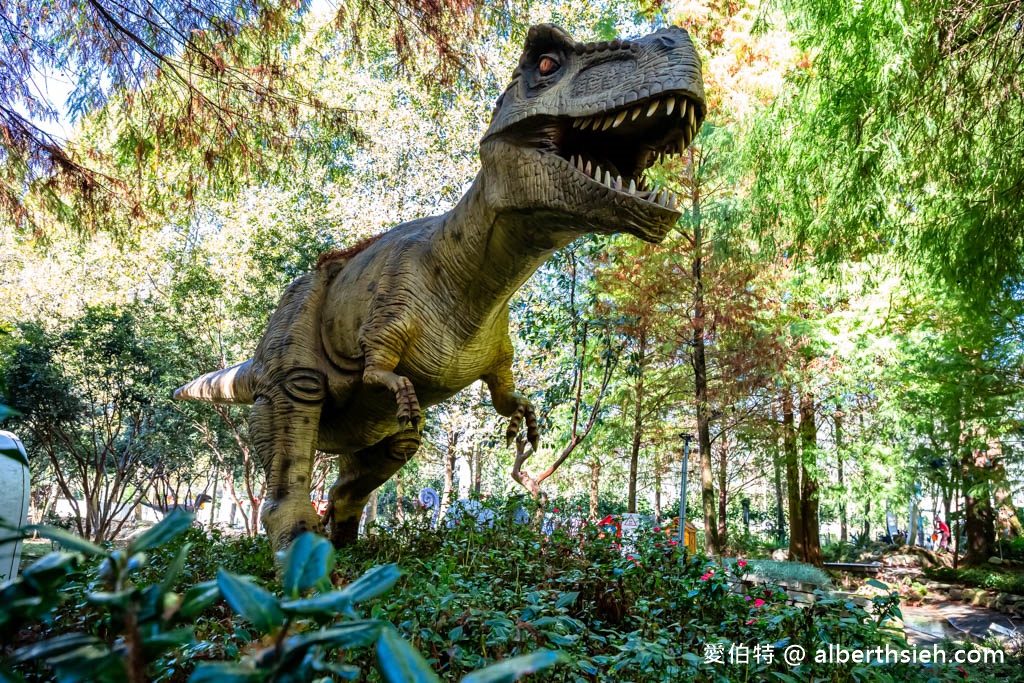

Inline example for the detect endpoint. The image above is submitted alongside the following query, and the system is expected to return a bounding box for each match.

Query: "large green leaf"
[282,532,333,598]
[460,650,566,683]
[129,509,194,553]
[216,569,284,634]
[285,620,382,651]
[189,663,268,683]
[11,633,103,664]
[339,564,401,604]
[179,580,221,619]
[376,628,442,683]
[21,525,104,556]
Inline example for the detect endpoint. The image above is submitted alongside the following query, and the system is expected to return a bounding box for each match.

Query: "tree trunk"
[771,403,785,543]
[863,500,871,542]
[589,458,600,520]
[628,330,647,514]
[798,391,822,567]
[835,405,847,543]
[472,443,482,495]
[688,156,718,554]
[717,441,728,550]
[783,389,803,561]
[653,450,662,525]
[364,489,378,535]
[962,432,995,565]
[395,472,405,525]
[441,436,456,521]
[990,440,1023,539]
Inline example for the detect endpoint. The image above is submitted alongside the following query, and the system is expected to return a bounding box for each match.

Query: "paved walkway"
[903,602,1024,646]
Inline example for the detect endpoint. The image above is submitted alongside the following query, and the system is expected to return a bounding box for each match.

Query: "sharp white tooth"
[579,118,591,131]
[594,164,602,181]
[603,169,612,186]
[628,178,636,194]
[576,156,584,171]
[574,119,584,129]
[689,122,697,143]
[679,101,688,121]
[688,105,695,128]
[669,193,678,211]
[665,97,675,116]
[614,175,622,190]
[612,110,627,128]
[585,160,592,176]
[649,185,659,202]
[647,100,659,117]
[601,116,614,130]
[631,106,642,121]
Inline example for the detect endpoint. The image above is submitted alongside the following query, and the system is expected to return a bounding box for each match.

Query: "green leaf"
[159,542,191,594]
[555,591,579,609]
[285,620,382,651]
[340,564,401,604]
[0,404,21,423]
[189,663,268,683]
[179,580,220,619]
[460,651,565,683]
[282,532,333,598]
[11,633,103,664]
[217,569,284,634]
[22,525,104,556]
[21,552,80,591]
[281,591,350,616]
[865,578,890,592]
[376,628,442,683]
[129,509,194,553]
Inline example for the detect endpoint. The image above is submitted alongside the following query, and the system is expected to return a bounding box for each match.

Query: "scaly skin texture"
[174,23,706,553]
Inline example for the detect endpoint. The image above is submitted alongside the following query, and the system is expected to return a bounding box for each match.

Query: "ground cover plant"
[3,499,1019,682]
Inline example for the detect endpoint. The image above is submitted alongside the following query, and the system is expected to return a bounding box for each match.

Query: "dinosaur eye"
[538,55,559,75]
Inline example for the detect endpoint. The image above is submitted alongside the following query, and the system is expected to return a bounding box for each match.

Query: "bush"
[2,498,1017,682]
[925,565,1024,595]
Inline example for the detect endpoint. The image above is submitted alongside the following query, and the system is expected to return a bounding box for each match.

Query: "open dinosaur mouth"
[510,92,702,212]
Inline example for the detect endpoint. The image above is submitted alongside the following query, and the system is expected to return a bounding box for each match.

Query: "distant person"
[935,519,951,551]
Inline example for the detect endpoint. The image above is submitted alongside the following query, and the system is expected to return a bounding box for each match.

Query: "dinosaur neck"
[433,173,576,318]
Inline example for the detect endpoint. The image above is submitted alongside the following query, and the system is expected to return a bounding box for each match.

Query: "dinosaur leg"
[251,367,328,553]
[484,366,539,450]
[325,425,422,547]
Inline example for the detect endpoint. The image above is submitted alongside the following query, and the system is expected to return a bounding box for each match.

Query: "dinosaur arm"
[483,347,539,450]
[360,316,421,428]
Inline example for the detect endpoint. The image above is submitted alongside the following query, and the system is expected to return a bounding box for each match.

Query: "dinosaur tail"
[173,360,255,404]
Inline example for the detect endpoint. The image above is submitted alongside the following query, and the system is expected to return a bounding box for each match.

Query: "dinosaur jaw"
[556,91,702,212]
[487,90,703,241]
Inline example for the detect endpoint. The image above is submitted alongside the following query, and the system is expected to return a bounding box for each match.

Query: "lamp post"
[678,433,693,547]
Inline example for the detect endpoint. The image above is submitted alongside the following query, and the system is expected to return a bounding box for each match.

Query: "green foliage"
[0,511,564,683]
[925,566,1024,596]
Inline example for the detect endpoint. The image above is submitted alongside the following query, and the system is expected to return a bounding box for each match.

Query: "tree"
[0,0,523,238]
[748,0,1024,305]
[3,306,172,541]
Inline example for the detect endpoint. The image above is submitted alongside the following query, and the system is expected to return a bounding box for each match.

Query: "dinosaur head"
[480,23,706,243]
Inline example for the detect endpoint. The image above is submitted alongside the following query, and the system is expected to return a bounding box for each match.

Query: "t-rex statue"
[174,23,706,553]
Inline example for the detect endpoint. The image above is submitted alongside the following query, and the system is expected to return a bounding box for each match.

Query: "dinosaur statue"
[174,23,706,553]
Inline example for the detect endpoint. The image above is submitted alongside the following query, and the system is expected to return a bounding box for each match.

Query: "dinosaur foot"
[393,375,421,428]
[505,399,539,450]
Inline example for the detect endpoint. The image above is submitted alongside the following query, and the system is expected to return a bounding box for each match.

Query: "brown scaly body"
[175,24,706,553]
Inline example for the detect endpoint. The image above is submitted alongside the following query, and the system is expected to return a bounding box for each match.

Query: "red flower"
[737,559,747,569]
[745,618,756,625]
[599,515,614,526]
[627,555,633,560]
[669,540,678,546]
[699,572,713,581]
[753,598,765,608]
[653,527,660,532]
[553,508,559,513]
